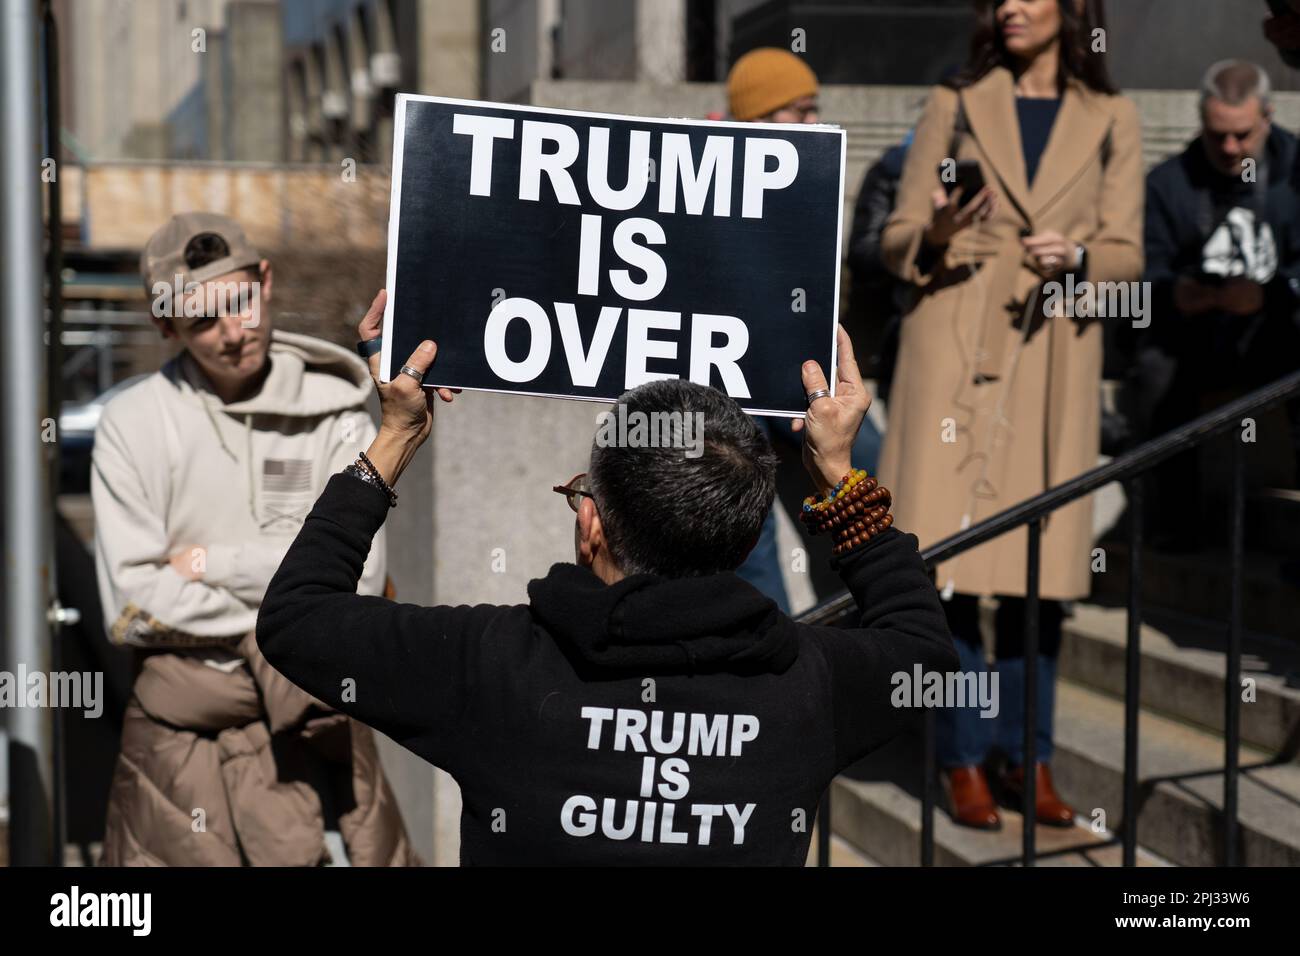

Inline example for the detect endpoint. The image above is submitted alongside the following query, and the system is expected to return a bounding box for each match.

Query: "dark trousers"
[935,593,1064,769]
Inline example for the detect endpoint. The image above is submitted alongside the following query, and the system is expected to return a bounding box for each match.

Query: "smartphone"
[938,159,986,208]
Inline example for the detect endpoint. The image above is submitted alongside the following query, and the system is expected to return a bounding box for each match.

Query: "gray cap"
[140,211,261,292]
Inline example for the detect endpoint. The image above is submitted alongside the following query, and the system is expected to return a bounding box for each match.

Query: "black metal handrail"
[802,367,1300,867]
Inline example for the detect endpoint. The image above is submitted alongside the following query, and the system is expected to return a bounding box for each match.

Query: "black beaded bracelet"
[357,451,398,506]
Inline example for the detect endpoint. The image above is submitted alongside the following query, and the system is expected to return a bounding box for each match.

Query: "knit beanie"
[727,48,819,121]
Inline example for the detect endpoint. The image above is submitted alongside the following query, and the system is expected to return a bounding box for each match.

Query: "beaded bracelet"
[352,451,398,507]
[800,468,894,554]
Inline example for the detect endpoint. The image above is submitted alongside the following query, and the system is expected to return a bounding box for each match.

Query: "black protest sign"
[381,95,845,416]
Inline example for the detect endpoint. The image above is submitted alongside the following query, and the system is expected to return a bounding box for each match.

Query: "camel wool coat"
[878,66,1144,600]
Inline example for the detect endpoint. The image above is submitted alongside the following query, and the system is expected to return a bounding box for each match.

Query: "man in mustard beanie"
[727,47,820,123]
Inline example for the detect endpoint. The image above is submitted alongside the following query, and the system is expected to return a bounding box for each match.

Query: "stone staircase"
[828,485,1300,867]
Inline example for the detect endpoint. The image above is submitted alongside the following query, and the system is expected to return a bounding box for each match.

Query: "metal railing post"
[1122,479,1143,867]
[1224,432,1245,866]
[1023,520,1041,866]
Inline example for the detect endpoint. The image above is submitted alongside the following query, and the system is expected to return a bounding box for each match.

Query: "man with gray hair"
[1140,57,1300,548]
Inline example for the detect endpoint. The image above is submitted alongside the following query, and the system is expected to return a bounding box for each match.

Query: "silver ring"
[806,388,832,405]
[398,365,424,383]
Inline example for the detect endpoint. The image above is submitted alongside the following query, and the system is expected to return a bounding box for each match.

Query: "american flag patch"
[261,458,313,527]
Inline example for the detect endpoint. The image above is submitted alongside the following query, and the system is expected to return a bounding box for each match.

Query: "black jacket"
[1144,124,1300,380]
[846,141,911,397]
[256,473,958,865]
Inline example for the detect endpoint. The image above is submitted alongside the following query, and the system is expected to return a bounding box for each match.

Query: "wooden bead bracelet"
[800,468,894,555]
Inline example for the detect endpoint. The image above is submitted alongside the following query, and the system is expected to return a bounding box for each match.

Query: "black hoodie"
[257,473,958,865]
[1144,124,1300,382]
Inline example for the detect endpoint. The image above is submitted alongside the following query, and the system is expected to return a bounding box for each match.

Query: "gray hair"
[588,379,777,578]
[1200,59,1272,112]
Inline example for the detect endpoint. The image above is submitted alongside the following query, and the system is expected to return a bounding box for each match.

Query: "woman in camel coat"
[878,0,1143,830]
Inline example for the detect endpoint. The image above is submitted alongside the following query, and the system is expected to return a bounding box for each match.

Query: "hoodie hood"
[158,329,376,529]
[177,329,372,418]
[528,563,799,677]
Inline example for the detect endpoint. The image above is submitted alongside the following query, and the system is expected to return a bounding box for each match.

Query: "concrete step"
[805,825,878,867]
[830,775,1171,867]
[1052,680,1300,867]
[828,732,1171,867]
[1060,603,1300,760]
[1091,542,1300,642]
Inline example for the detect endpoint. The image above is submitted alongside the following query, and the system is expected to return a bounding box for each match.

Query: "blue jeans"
[935,594,1062,768]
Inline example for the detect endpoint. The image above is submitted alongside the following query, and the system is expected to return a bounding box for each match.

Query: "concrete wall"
[66,0,230,160]
[418,0,482,98]
[1107,0,1300,92]
[483,0,547,102]
[222,1,285,162]
[555,0,638,81]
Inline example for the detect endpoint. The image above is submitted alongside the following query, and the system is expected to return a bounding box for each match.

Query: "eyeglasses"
[766,100,820,123]
[551,472,596,513]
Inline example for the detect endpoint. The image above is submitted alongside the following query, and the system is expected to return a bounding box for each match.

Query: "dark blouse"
[1016,96,1062,187]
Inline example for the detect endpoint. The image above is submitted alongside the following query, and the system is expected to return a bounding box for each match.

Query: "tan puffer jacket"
[102,632,419,867]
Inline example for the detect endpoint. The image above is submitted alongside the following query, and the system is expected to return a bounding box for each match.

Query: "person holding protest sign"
[879,0,1143,830]
[255,292,958,865]
[724,46,885,612]
[92,213,418,866]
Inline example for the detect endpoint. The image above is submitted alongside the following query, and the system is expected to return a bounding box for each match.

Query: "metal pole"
[1022,520,1041,866]
[43,0,67,865]
[1224,435,1245,866]
[1,0,56,866]
[1122,479,1143,867]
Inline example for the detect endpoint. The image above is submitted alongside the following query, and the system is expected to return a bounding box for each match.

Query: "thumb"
[801,359,829,400]
[395,340,438,385]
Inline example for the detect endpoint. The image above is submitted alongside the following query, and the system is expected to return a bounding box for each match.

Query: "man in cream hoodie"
[91,212,417,866]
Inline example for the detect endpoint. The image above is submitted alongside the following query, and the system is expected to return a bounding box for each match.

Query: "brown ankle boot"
[941,765,1001,830]
[1001,762,1075,827]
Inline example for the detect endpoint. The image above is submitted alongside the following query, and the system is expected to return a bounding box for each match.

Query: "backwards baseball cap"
[727,47,818,121]
[140,211,261,293]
